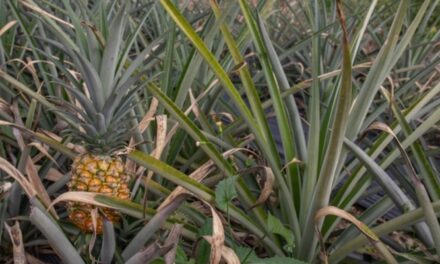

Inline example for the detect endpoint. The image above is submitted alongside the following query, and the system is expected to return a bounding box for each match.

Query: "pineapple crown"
[39,3,151,155]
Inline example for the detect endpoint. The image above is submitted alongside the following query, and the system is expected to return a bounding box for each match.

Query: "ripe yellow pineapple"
[68,155,130,233]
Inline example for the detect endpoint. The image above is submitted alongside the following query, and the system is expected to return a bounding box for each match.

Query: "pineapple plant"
[41,5,142,233]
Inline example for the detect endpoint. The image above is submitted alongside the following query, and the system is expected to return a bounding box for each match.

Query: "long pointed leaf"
[299,2,353,260]
[29,205,84,264]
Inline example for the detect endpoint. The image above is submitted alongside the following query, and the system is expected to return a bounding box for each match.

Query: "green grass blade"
[256,16,307,162]
[379,105,440,179]
[346,0,408,138]
[388,0,431,68]
[256,8,303,201]
[60,0,88,59]
[210,1,279,161]
[415,182,440,255]
[29,205,85,264]
[128,150,214,202]
[100,5,126,99]
[160,20,176,101]
[237,0,301,240]
[300,0,322,230]
[385,90,440,200]
[158,0,248,113]
[350,0,378,60]
[343,139,415,211]
[299,2,353,259]
[115,5,153,83]
[238,0,297,170]
[100,220,116,264]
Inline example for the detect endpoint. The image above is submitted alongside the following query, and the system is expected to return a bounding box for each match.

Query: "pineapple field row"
[0,0,440,263]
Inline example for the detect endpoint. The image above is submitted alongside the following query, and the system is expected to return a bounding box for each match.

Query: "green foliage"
[1,0,440,263]
[233,245,260,263]
[195,219,214,264]
[267,213,295,253]
[175,246,195,264]
[215,175,238,211]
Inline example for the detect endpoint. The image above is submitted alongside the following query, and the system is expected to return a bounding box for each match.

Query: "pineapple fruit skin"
[67,154,130,233]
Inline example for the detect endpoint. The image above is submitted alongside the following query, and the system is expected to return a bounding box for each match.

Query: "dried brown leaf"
[249,166,275,209]
[5,221,27,264]
[281,157,303,172]
[204,204,224,264]
[89,209,99,262]
[0,156,36,197]
[11,100,27,150]
[127,241,173,263]
[0,20,17,37]
[139,97,159,133]
[315,206,379,240]
[314,206,397,262]
[20,0,73,28]
[189,89,202,119]
[220,245,241,264]
[366,122,395,136]
[49,191,109,210]
[44,168,64,182]
[26,158,57,218]
[0,97,13,121]
[29,142,58,165]
[139,115,168,207]
[0,182,12,194]
[164,224,183,264]
[204,236,240,264]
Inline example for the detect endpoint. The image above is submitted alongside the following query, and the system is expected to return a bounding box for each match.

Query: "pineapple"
[44,5,143,233]
[67,155,130,233]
